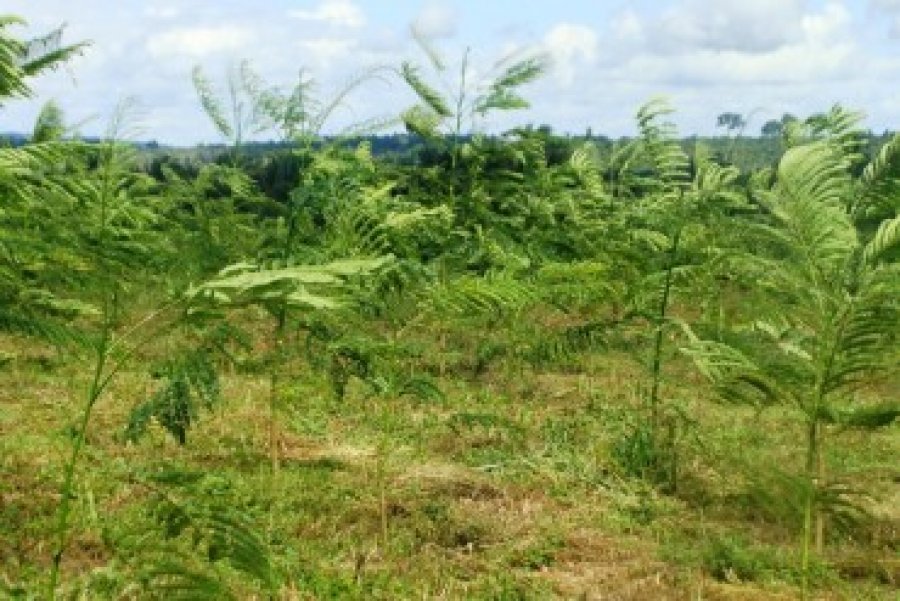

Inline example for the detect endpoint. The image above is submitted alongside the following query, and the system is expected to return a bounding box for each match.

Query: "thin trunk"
[801,418,819,600]
[649,229,681,489]
[269,372,280,473]
[815,437,825,552]
[49,328,110,599]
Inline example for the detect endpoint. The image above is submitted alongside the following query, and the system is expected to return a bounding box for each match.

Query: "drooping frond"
[423,273,537,320]
[401,104,443,139]
[803,104,867,164]
[137,470,277,599]
[18,23,88,77]
[854,133,900,221]
[634,97,690,191]
[569,142,605,198]
[31,100,66,142]
[400,62,452,118]
[192,65,233,140]
[680,336,785,409]
[776,142,851,209]
[0,16,87,101]
[188,257,390,312]
[862,215,900,265]
[474,55,547,115]
[125,350,221,444]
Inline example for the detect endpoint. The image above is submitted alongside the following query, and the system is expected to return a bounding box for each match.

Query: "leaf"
[145,561,236,601]
[401,105,442,139]
[192,65,233,140]
[862,214,900,265]
[401,62,451,118]
[823,402,900,430]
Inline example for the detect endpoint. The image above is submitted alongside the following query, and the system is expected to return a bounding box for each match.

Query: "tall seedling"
[46,105,185,598]
[682,112,900,597]
[613,99,747,491]
[399,29,546,207]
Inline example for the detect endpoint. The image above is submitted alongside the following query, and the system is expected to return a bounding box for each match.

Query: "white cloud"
[611,10,643,44]
[871,0,900,10]
[869,0,900,37]
[600,1,856,86]
[298,37,357,65]
[289,0,365,29]
[651,0,806,54]
[413,1,459,39]
[1,0,895,144]
[146,25,253,58]
[144,5,181,20]
[802,3,852,42]
[543,23,598,86]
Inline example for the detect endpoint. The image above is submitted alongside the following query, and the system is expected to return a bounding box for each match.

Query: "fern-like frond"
[144,561,236,601]
[680,335,785,408]
[569,142,605,198]
[862,214,900,266]
[777,142,851,209]
[854,133,900,219]
[474,55,547,115]
[192,65,233,140]
[424,274,536,319]
[634,97,690,191]
[401,62,451,118]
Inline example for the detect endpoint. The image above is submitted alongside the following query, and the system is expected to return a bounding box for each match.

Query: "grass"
[0,305,897,599]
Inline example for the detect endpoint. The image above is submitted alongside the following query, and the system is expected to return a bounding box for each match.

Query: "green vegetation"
[1,13,898,601]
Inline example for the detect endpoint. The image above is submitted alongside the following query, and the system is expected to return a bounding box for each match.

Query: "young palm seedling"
[681,111,900,598]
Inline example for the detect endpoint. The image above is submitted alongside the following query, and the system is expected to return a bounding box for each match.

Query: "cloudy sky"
[2,0,898,145]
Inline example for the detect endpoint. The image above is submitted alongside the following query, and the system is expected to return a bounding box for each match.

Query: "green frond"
[401,62,452,118]
[634,97,690,190]
[31,100,66,142]
[862,214,900,266]
[569,142,605,198]
[144,561,236,601]
[424,274,536,319]
[125,350,221,444]
[777,142,851,209]
[826,401,900,430]
[474,55,547,115]
[804,104,866,163]
[189,258,389,312]
[491,55,547,89]
[680,338,784,408]
[823,299,899,395]
[138,470,277,598]
[401,104,443,139]
[192,66,233,140]
[526,318,615,364]
[0,17,87,101]
[855,133,900,218]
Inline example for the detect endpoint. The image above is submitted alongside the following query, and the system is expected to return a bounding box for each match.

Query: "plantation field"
[0,305,897,599]
[2,12,900,601]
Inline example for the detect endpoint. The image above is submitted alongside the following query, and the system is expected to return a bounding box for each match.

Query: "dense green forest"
[1,14,898,601]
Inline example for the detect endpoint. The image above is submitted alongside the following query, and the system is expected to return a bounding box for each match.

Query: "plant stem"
[649,228,681,490]
[801,417,819,600]
[48,328,110,599]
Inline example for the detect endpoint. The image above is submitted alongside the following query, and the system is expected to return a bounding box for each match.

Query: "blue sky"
[2,0,898,145]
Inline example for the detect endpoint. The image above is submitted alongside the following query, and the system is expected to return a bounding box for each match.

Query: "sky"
[2,0,898,145]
